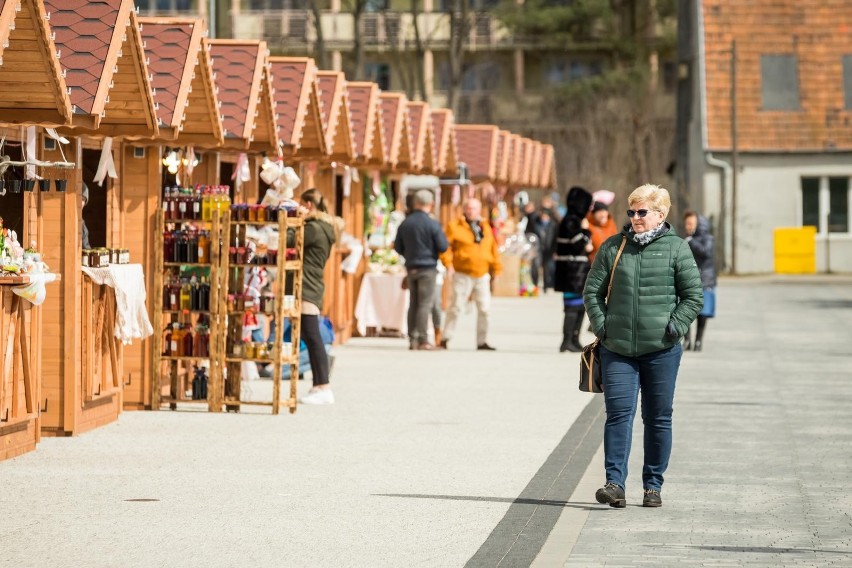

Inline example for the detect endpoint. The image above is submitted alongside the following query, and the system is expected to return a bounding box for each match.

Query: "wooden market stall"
[315,70,360,343]
[539,144,557,190]
[430,109,459,226]
[39,0,158,436]
[0,0,71,460]
[208,39,280,205]
[378,92,413,189]
[406,102,436,176]
[119,17,225,410]
[454,124,500,203]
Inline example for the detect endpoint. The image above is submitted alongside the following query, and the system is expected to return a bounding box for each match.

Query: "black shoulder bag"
[580,236,627,393]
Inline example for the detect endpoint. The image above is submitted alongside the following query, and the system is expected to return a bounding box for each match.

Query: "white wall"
[701,153,852,274]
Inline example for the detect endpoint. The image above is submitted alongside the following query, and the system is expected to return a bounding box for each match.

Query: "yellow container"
[774,227,816,274]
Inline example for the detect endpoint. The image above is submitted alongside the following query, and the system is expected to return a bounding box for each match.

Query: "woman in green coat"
[583,184,703,508]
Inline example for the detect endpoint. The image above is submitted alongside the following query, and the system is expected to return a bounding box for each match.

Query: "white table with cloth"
[81,264,154,344]
[354,272,409,336]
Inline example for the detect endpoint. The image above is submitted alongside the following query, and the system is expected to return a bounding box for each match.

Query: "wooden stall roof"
[539,144,556,189]
[269,56,326,160]
[208,39,278,153]
[0,0,71,125]
[139,18,223,145]
[407,101,435,174]
[495,130,513,184]
[347,81,385,166]
[379,92,412,171]
[455,124,499,183]
[520,138,535,186]
[509,134,524,186]
[431,108,458,176]
[528,141,543,189]
[316,70,354,162]
[46,0,158,136]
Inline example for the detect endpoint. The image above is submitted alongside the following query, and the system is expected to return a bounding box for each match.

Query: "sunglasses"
[627,209,654,218]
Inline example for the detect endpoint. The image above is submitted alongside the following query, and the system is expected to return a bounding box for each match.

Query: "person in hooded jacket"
[683,211,716,351]
[584,184,702,508]
[554,186,594,352]
[586,201,618,264]
[294,188,338,405]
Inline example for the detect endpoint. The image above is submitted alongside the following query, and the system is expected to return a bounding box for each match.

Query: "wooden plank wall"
[118,144,160,409]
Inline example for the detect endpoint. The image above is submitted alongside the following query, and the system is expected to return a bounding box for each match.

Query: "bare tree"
[309,0,329,69]
[447,0,471,115]
[344,0,368,80]
[410,0,427,101]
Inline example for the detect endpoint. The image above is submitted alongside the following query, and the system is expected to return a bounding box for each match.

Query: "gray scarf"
[632,223,667,245]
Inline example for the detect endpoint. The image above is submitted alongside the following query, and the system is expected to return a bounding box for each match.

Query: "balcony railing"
[232,9,509,50]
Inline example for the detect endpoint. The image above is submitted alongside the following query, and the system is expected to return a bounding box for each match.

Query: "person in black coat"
[554,186,593,352]
[683,211,716,351]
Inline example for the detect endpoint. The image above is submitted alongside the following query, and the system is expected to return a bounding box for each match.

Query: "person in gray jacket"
[394,189,449,350]
[683,211,716,351]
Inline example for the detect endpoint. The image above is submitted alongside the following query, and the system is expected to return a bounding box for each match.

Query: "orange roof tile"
[431,109,458,176]
[702,0,852,151]
[379,92,412,170]
[528,142,543,189]
[317,71,354,161]
[495,130,512,184]
[269,56,327,159]
[455,124,500,183]
[407,102,435,173]
[140,20,194,131]
[539,144,556,189]
[347,81,386,165]
[0,0,71,125]
[47,0,158,135]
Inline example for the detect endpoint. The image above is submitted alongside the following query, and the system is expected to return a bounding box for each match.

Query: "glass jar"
[256,205,267,222]
[236,246,247,264]
[267,206,279,222]
[247,204,257,222]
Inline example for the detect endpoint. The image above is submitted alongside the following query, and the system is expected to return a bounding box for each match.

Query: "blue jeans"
[600,343,683,491]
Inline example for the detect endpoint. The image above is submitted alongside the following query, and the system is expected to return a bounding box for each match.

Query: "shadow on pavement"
[679,545,852,555]
[374,493,600,511]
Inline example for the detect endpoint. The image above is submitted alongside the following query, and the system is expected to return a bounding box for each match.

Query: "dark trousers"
[407,268,437,345]
[542,254,555,290]
[302,314,329,387]
[600,343,683,491]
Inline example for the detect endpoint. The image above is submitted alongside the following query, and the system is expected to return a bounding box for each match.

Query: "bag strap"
[605,236,628,302]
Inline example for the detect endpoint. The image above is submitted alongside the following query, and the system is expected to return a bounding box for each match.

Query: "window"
[843,55,852,110]
[760,54,800,110]
[364,63,390,90]
[137,0,195,13]
[544,60,602,85]
[801,176,850,233]
[829,177,849,233]
[801,177,820,229]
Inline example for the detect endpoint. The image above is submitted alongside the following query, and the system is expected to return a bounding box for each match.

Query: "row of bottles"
[163,185,232,221]
[163,322,211,358]
[163,230,211,264]
[163,276,211,312]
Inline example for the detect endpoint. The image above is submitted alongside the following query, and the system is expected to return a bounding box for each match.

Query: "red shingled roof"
[379,92,412,170]
[431,109,458,176]
[45,0,121,115]
[209,40,263,143]
[407,102,435,173]
[317,71,354,160]
[455,125,500,183]
[269,56,327,158]
[140,22,194,129]
[703,0,852,151]
[496,130,512,184]
[539,144,556,189]
[347,82,386,165]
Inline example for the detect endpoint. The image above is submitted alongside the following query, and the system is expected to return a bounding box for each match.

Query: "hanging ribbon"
[185,146,197,178]
[371,170,381,196]
[93,137,118,187]
[24,126,38,180]
[231,153,251,191]
[343,166,352,198]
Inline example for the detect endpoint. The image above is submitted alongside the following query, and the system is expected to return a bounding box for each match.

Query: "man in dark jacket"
[395,189,449,350]
[683,211,716,351]
[554,186,593,352]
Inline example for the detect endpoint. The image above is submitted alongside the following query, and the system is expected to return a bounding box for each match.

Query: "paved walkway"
[1,275,851,567]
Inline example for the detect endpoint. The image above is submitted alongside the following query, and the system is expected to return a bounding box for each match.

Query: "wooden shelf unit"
[151,209,228,412]
[221,213,304,414]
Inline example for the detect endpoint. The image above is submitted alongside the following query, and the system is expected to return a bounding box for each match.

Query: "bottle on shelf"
[182,324,194,357]
[170,323,183,356]
[163,326,172,356]
[199,277,210,311]
[180,279,192,311]
[194,324,210,358]
[197,231,209,264]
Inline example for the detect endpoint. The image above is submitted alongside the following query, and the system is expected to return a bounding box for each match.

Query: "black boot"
[694,315,707,352]
[595,482,626,508]
[560,310,581,352]
[571,307,586,351]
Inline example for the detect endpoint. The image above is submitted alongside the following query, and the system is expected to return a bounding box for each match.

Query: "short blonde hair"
[628,184,671,218]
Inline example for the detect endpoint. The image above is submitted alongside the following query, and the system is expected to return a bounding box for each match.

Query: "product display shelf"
[221,213,304,414]
[151,209,229,411]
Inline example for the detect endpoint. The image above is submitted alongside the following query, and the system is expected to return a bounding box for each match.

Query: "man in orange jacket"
[439,198,502,350]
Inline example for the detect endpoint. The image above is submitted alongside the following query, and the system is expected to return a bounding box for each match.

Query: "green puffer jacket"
[583,223,703,357]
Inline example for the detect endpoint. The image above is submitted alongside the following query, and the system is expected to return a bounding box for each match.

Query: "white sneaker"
[299,389,334,405]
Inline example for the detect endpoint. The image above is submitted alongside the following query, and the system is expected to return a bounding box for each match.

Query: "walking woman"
[554,186,593,352]
[584,184,703,507]
[296,189,337,405]
[683,211,716,351]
